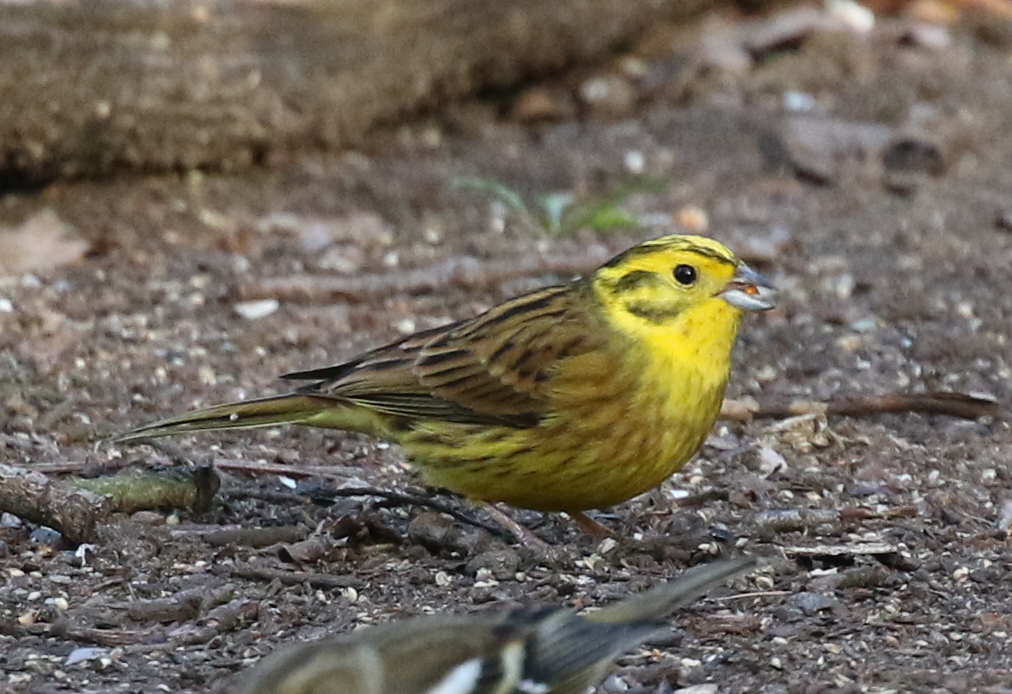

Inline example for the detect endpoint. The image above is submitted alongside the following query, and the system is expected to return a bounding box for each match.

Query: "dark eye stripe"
[624,302,682,323]
[608,270,657,293]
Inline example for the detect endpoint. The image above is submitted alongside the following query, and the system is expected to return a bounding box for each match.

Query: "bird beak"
[718,263,776,311]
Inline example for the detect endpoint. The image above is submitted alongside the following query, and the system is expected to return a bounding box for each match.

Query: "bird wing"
[282,284,604,428]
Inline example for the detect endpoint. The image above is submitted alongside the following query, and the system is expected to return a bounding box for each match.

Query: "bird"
[117,235,774,536]
[228,555,756,694]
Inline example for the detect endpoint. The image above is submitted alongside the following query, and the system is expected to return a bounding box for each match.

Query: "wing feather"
[282,283,605,427]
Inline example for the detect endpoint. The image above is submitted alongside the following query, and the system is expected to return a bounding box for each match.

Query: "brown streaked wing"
[282,283,604,426]
[417,285,603,412]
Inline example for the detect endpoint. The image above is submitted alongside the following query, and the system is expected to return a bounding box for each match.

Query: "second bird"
[119,235,775,530]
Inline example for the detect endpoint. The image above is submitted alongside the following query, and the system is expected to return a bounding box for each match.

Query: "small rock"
[787,590,839,616]
[577,74,637,118]
[674,685,718,694]
[131,511,165,526]
[317,244,365,274]
[465,548,520,580]
[826,0,875,34]
[779,116,893,184]
[742,7,833,55]
[407,512,497,556]
[900,22,951,50]
[881,137,946,176]
[234,299,280,320]
[65,647,110,666]
[30,526,62,546]
[995,210,1012,233]
[511,86,575,122]
[696,29,753,75]
[278,536,332,564]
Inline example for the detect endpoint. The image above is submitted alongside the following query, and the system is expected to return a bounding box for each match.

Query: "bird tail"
[589,555,757,624]
[525,556,756,688]
[113,394,338,443]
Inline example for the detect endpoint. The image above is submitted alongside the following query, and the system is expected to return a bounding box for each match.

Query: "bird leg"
[480,502,552,549]
[567,511,617,538]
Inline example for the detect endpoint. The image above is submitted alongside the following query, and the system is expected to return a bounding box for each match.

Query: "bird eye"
[673,264,697,285]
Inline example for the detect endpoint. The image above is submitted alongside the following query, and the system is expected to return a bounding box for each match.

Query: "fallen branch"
[64,627,163,647]
[70,466,220,514]
[126,584,236,624]
[214,459,351,479]
[753,505,919,540]
[721,391,1002,422]
[183,524,309,549]
[169,598,258,646]
[0,463,109,544]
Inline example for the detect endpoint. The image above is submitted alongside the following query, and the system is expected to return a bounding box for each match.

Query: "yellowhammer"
[118,235,774,535]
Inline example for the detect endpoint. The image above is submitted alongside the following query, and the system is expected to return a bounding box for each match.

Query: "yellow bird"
[118,235,774,534]
[231,556,756,694]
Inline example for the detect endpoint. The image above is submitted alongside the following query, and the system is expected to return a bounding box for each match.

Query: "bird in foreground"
[229,555,756,694]
[118,235,774,536]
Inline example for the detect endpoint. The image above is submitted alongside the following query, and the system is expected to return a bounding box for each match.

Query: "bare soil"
[1,11,1011,694]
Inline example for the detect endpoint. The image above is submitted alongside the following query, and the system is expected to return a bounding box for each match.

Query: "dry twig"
[721,391,1002,422]
[214,563,361,589]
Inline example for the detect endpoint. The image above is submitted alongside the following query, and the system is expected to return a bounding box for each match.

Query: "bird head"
[592,235,776,326]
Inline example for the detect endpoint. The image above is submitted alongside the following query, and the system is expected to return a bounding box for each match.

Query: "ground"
[1,9,1011,694]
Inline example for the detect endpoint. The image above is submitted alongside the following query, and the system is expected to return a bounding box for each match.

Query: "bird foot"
[566,511,617,539]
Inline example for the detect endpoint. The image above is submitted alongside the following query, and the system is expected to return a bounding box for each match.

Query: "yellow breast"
[405,295,741,512]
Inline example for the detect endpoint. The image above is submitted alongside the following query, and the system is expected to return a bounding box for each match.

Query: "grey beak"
[718,263,776,311]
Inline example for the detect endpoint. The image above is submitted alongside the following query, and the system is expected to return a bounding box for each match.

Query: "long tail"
[524,556,756,688]
[114,394,339,443]
[589,555,756,624]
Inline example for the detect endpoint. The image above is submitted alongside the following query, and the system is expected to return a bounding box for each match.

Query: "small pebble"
[65,647,110,666]
[131,511,165,526]
[787,591,838,615]
[465,549,520,580]
[784,91,816,112]
[577,74,637,118]
[623,150,645,175]
[234,299,279,320]
[996,210,1012,233]
[674,685,718,694]
[511,86,574,122]
[827,0,875,34]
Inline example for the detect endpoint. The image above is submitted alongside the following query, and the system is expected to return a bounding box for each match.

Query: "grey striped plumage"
[230,557,756,694]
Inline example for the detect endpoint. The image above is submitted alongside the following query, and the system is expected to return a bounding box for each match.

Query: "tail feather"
[114,394,334,443]
[589,555,756,624]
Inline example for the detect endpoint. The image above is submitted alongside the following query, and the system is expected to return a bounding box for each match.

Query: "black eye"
[673,264,697,285]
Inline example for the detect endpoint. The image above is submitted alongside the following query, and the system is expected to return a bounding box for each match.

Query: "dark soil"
[1,10,1011,694]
